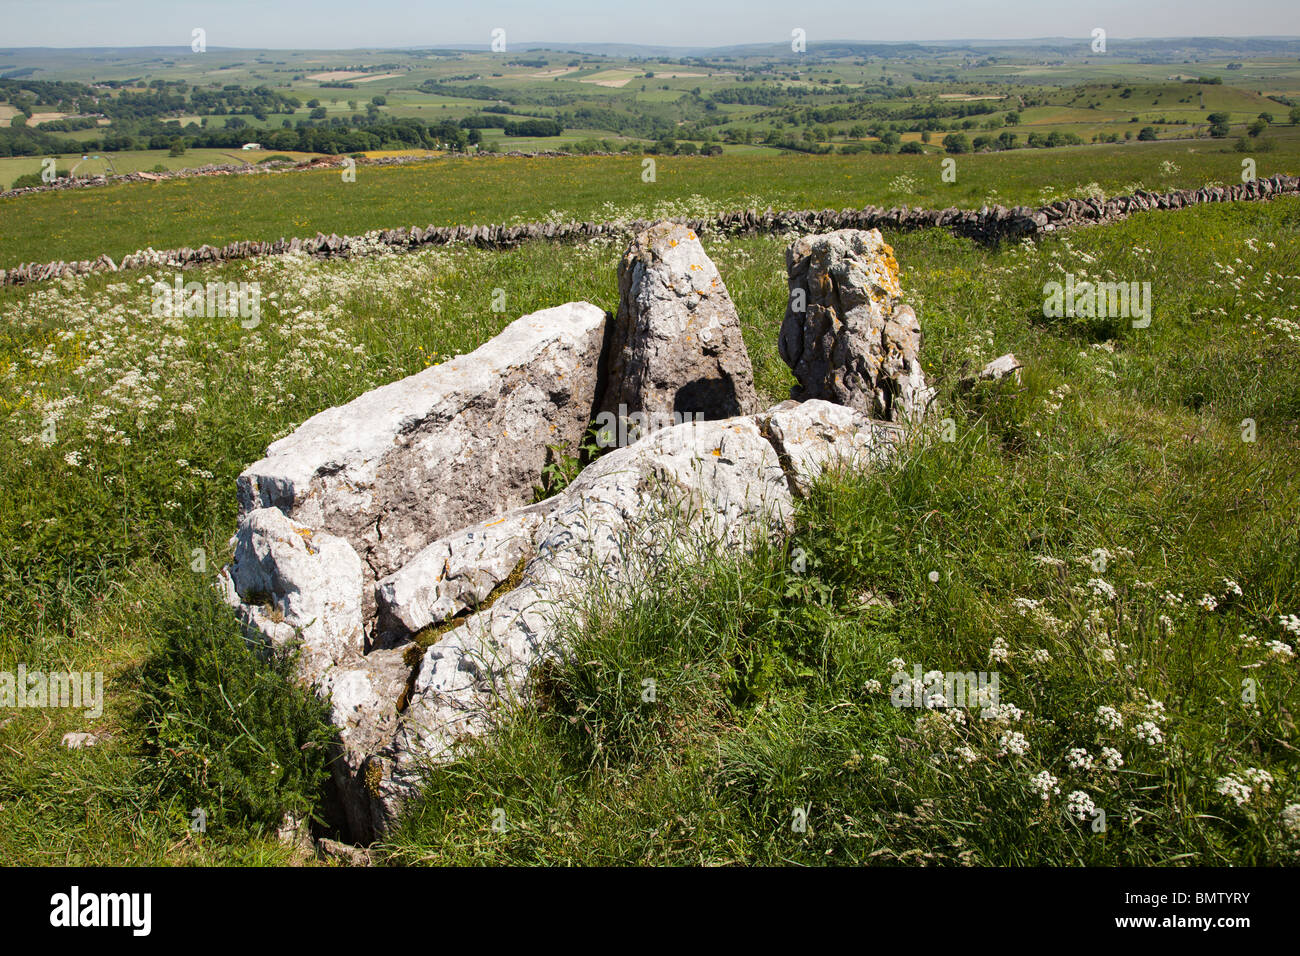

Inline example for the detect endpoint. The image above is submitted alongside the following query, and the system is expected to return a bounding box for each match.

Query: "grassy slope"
[1,132,1297,269]
[1,197,1297,864]
[0,149,321,190]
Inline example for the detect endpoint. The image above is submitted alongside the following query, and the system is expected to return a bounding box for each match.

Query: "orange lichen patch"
[687,231,696,240]
[670,239,678,247]
[880,243,902,290]
[485,517,506,528]
[711,448,722,456]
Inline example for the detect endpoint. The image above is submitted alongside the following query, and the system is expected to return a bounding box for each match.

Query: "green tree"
[942,132,970,154]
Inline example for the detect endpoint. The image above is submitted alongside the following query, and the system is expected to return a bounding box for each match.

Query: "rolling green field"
[1,194,1297,864]
[0,147,319,188]
[3,130,1299,269]
[5,41,1298,203]
[1,38,1299,867]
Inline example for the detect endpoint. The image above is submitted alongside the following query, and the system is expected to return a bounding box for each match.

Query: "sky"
[2,0,1298,49]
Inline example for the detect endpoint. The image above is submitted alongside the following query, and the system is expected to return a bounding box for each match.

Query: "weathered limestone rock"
[779,229,932,423]
[374,503,551,638]
[218,506,364,684]
[761,399,903,497]
[978,352,1023,383]
[600,223,759,430]
[236,302,610,602]
[219,227,931,843]
[359,401,897,832]
[367,415,790,828]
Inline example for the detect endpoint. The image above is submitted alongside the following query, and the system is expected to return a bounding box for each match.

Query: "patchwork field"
[4,131,1299,269]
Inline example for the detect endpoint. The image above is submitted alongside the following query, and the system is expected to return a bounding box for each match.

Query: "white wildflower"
[1088,578,1117,601]
[1096,706,1124,731]
[1134,721,1164,746]
[999,731,1030,757]
[1067,790,1096,821]
[1066,748,1094,771]
[1028,770,1060,800]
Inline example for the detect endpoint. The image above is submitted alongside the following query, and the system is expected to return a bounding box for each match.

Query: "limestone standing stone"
[601,223,759,432]
[779,228,932,423]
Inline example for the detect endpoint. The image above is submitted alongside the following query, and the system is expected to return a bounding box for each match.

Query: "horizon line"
[4,34,1300,53]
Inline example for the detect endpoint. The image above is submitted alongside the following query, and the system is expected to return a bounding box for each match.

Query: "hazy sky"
[3,0,1298,49]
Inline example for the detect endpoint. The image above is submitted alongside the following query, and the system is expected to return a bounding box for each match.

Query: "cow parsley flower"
[984,701,1023,723]
[1088,578,1117,601]
[1100,747,1124,771]
[1215,775,1253,807]
[1066,748,1094,771]
[1282,804,1300,839]
[1196,594,1218,612]
[1134,721,1164,746]
[1067,790,1096,821]
[1242,767,1274,794]
[1096,706,1124,730]
[999,731,1030,757]
[1266,640,1295,659]
[1028,770,1060,800]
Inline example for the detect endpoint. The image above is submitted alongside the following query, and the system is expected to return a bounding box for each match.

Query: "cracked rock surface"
[601,222,759,430]
[366,400,896,833]
[235,301,609,611]
[779,228,933,423]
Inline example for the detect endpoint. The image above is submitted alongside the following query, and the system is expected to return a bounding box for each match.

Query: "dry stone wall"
[4,175,1296,288]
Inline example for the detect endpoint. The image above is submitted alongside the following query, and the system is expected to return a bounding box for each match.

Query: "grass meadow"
[2,129,1299,269]
[1,193,1297,863]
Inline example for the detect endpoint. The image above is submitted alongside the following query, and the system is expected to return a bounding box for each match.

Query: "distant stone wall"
[0,149,625,201]
[2,174,1296,288]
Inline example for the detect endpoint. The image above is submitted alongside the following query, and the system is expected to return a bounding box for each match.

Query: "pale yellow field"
[360,149,444,158]
[580,70,640,88]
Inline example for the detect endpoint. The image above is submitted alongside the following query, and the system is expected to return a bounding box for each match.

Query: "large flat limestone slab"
[236,302,610,593]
